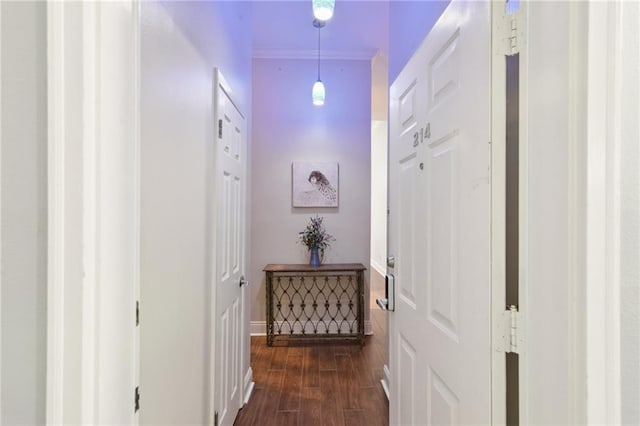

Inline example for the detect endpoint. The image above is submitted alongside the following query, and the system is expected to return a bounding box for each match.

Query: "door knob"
[239,276,248,287]
[387,256,395,268]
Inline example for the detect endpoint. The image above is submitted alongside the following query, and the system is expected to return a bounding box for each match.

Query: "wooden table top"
[263,263,367,273]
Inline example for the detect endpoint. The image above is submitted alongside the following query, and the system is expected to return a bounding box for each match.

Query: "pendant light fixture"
[312,0,335,21]
[312,19,326,106]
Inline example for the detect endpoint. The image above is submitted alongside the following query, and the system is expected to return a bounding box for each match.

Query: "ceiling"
[251,1,389,59]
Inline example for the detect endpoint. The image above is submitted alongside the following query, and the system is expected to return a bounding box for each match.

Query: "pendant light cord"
[317,25,321,81]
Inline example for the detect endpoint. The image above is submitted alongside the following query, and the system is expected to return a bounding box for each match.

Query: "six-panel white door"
[388,1,492,424]
[213,69,247,426]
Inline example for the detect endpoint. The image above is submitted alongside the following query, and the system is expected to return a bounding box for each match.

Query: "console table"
[264,263,366,346]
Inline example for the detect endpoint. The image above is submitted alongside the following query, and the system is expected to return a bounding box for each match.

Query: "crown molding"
[252,48,377,60]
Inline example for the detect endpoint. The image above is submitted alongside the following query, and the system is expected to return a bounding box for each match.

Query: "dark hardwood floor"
[234,308,388,426]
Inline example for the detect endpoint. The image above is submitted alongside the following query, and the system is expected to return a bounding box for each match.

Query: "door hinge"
[136,301,139,326]
[134,386,140,412]
[214,411,219,426]
[498,305,524,354]
[218,119,223,139]
[497,11,524,56]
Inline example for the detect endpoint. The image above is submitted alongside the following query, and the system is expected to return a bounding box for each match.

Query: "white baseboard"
[251,320,373,336]
[250,321,266,336]
[370,258,386,276]
[381,364,391,400]
[365,320,373,335]
[243,367,254,405]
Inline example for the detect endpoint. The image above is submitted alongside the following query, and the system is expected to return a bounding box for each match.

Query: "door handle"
[377,274,395,311]
[387,256,395,268]
[376,297,389,311]
[239,276,248,288]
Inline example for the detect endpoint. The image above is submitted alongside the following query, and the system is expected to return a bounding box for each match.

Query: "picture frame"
[292,162,339,207]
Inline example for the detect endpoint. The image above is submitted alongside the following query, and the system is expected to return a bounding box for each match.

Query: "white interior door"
[213,69,247,426]
[388,0,491,424]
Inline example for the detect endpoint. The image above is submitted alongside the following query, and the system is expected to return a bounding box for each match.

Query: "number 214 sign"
[413,123,431,147]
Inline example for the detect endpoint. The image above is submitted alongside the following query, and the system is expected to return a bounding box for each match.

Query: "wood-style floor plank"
[357,384,389,426]
[317,344,337,371]
[299,388,323,426]
[234,288,389,426]
[302,346,320,388]
[270,346,288,370]
[319,370,346,426]
[335,354,360,410]
[278,352,303,411]
[343,409,368,425]
[274,411,298,426]
[251,337,273,387]
[250,369,285,426]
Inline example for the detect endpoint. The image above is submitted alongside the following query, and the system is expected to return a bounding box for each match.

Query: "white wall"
[522,2,640,423]
[0,2,47,424]
[616,2,639,423]
[524,3,581,422]
[250,57,372,331]
[370,53,388,276]
[370,120,387,276]
[388,1,449,84]
[140,1,252,424]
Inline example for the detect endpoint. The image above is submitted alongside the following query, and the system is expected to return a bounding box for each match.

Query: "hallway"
[4,1,639,424]
[234,308,388,426]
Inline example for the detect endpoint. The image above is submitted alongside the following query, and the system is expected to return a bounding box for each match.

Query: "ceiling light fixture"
[312,0,335,21]
[312,19,326,106]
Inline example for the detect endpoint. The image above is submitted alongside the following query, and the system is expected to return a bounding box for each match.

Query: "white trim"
[252,48,377,61]
[242,368,254,406]
[516,2,530,422]
[381,364,391,400]
[81,2,98,422]
[0,1,3,419]
[617,3,640,423]
[567,2,588,423]
[131,2,142,424]
[47,3,141,423]
[208,69,222,426]
[585,6,610,422]
[250,321,267,336]
[585,2,623,423]
[209,68,249,426]
[369,258,386,277]
[46,2,67,422]
[606,5,623,422]
[490,2,507,424]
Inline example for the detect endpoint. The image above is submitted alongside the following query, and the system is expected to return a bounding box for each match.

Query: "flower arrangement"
[298,215,335,250]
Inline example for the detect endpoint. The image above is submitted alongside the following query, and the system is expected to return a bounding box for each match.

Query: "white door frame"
[490,1,511,422]
[207,68,254,426]
[516,1,637,423]
[584,1,637,422]
[46,1,141,423]
[0,1,3,419]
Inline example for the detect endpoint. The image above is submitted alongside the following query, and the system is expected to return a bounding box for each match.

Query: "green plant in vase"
[298,215,335,266]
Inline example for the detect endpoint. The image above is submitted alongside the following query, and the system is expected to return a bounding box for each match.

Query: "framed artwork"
[292,162,339,207]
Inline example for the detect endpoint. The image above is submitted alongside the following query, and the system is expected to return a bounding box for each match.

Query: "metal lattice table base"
[264,264,366,346]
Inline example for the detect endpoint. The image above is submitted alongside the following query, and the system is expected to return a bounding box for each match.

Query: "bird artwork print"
[292,162,339,208]
[308,170,337,204]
